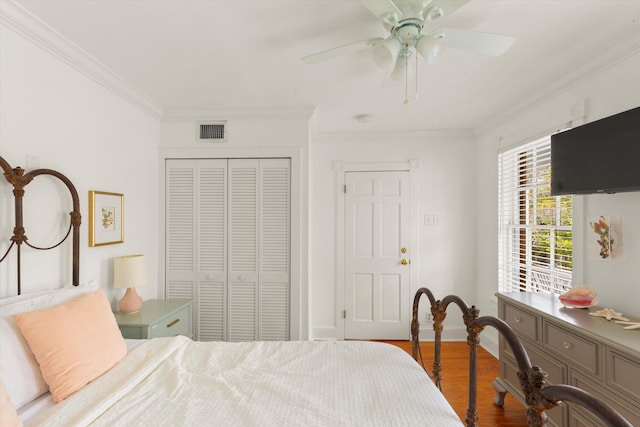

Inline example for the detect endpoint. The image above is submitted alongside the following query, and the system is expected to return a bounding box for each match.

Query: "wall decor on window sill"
[89,190,124,246]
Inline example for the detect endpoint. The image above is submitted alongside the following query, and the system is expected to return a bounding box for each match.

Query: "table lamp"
[113,254,147,314]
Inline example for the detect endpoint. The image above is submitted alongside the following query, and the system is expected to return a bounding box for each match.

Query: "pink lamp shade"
[113,254,147,314]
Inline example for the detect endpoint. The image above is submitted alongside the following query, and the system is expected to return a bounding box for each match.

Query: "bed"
[2,290,462,426]
[0,155,633,427]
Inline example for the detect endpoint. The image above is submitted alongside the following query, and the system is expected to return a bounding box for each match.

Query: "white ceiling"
[11,0,640,133]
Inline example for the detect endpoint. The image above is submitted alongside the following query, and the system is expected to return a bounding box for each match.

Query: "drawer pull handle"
[514,317,521,323]
[167,319,181,328]
[562,341,572,349]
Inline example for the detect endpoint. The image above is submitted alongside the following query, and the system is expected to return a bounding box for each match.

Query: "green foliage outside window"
[528,167,572,272]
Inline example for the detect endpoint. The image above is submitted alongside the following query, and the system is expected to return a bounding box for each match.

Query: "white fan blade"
[301,38,384,65]
[432,28,516,56]
[360,0,403,26]
[423,0,472,21]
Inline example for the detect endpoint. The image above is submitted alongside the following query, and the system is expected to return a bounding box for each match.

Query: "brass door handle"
[401,259,408,265]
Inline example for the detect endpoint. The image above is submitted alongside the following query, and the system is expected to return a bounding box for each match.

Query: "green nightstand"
[114,299,192,339]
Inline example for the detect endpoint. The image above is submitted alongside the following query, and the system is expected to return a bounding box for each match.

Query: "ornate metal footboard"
[410,287,633,427]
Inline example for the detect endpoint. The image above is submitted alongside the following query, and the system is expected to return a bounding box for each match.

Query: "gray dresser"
[494,292,640,426]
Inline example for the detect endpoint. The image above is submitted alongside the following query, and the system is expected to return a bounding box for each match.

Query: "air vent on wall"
[197,121,227,143]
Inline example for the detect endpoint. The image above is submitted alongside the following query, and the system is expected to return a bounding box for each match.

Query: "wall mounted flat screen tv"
[551,106,640,195]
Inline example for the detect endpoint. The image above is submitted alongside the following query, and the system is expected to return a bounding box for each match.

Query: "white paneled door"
[344,171,411,339]
[165,158,290,342]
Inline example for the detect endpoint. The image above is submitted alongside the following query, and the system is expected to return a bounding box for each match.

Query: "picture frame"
[88,190,124,246]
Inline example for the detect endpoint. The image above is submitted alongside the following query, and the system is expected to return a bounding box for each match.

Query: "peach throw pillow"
[13,289,126,403]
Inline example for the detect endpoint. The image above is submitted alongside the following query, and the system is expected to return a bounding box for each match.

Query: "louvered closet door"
[227,159,259,341]
[227,159,290,341]
[166,159,227,341]
[166,158,290,342]
[165,159,197,301]
[196,160,227,341]
[258,159,290,340]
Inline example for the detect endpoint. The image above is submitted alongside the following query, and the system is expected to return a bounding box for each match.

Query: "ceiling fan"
[302,0,516,101]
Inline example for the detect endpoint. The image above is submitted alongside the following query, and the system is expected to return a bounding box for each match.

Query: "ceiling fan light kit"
[390,49,409,81]
[416,35,446,65]
[372,36,402,69]
[302,0,517,104]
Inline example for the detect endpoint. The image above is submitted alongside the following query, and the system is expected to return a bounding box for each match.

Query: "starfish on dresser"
[614,321,640,330]
[588,308,629,321]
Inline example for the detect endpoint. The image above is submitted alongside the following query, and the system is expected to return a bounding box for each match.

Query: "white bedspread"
[25,337,463,426]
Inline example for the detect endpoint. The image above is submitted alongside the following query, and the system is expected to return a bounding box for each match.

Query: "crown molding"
[475,30,640,138]
[0,1,163,120]
[162,105,317,122]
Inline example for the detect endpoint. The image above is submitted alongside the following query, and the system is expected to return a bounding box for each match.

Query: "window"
[498,135,572,294]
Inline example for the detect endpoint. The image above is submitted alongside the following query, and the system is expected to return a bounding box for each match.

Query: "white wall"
[474,38,640,339]
[310,131,477,339]
[0,22,161,308]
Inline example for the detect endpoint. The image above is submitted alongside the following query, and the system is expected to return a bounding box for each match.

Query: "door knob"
[401,247,407,253]
[401,259,408,265]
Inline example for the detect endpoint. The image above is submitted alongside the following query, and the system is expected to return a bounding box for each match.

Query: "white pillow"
[0,284,98,409]
[0,288,73,307]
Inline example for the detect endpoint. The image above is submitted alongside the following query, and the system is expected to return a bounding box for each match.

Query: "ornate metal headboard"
[0,156,81,294]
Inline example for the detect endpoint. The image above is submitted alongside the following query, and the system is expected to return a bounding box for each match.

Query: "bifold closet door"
[166,159,227,341]
[165,158,290,342]
[228,159,290,341]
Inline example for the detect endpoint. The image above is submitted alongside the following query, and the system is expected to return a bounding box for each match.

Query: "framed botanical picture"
[88,190,124,246]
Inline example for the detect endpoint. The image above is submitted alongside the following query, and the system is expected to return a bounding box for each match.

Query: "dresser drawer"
[543,322,599,375]
[116,299,193,339]
[569,407,602,427]
[503,303,539,342]
[571,371,640,426]
[607,349,640,403]
[528,344,566,385]
[502,337,566,386]
[150,305,191,338]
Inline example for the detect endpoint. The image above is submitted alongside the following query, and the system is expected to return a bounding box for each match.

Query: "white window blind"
[498,135,573,294]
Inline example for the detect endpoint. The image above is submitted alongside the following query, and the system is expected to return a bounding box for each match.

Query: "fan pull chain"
[414,49,419,100]
[403,47,409,106]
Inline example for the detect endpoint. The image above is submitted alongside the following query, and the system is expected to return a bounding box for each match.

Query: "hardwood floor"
[382,340,529,426]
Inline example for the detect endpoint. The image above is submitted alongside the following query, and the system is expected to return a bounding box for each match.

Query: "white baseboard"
[312,326,337,340]
[312,325,475,342]
[311,324,502,355]
[479,332,499,359]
